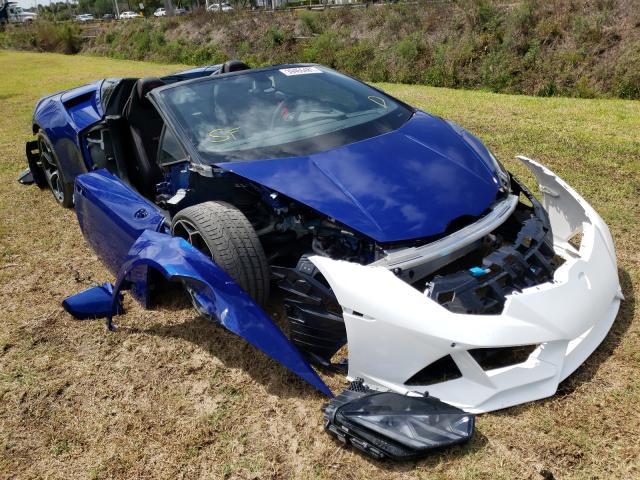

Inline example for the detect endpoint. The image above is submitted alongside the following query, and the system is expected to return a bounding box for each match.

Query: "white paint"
[309,157,622,413]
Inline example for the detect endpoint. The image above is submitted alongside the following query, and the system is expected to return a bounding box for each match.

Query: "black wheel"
[172,201,270,306]
[37,131,74,208]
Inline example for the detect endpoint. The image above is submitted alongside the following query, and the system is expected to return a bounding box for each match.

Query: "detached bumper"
[310,157,622,413]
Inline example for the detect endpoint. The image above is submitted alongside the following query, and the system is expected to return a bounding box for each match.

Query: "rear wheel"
[171,201,270,306]
[37,131,74,208]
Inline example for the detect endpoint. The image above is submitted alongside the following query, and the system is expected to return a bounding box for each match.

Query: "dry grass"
[0,51,639,479]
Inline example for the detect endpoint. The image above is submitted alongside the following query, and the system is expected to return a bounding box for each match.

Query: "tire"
[37,131,74,208]
[171,201,270,306]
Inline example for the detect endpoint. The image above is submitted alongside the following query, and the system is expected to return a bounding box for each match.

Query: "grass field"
[0,50,638,479]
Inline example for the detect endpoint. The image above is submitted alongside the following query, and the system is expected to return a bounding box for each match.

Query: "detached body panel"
[111,230,332,397]
[71,170,332,398]
[310,158,622,413]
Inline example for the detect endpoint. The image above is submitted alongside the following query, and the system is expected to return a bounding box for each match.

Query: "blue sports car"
[21,60,621,460]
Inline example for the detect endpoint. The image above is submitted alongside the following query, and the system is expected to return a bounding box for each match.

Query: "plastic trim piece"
[371,194,518,276]
[309,157,622,413]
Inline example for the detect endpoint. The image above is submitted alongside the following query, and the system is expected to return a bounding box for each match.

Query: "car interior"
[83,60,251,200]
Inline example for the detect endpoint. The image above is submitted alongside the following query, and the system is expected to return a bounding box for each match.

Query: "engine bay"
[165,169,561,368]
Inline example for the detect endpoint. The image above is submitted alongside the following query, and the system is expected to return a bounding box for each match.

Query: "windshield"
[156,65,413,162]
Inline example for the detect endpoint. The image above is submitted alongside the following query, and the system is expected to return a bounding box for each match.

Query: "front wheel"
[171,201,270,306]
[37,131,74,208]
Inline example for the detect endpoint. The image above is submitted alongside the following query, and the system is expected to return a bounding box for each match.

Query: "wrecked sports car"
[20,60,622,460]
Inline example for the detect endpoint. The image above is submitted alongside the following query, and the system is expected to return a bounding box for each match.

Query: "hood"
[217,111,501,243]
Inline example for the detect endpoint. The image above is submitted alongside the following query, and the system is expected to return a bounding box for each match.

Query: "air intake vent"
[405,355,462,386]
[468,345,538,371]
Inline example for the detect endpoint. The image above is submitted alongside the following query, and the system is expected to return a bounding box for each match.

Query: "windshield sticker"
[368,96,387,109]
[207,127,240,143]
[279,66,323,76]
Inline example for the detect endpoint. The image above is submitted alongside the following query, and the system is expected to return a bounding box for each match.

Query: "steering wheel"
[269,96,298,129]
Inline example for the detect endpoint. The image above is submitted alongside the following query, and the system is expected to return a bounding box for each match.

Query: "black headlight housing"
[324,381,475,461]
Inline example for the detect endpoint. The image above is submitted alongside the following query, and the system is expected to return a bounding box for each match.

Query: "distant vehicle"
[102,13,115,21]
[75,14,95,22]
[0,2,37,24]
[119,11,141,19]
[207,3,233,12]
[153,6,186,16]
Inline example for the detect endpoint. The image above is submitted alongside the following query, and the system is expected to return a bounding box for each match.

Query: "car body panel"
[71,171,332,397]
[219,111,501,243]
[308,157,622,412]
[32,88,95,176]
[62,282,124,319]
[109,230,333,397]
[74,169,166,275]
[59,80,104,130]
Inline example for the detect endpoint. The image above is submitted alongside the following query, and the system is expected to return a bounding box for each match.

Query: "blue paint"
[74,170,166,275]
[62,282,123,319]
[108,230,332,397]
[167,162,190,193]
[219,111,500,243]
[72,170,330,396]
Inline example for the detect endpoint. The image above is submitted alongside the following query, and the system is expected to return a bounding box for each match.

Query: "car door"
[74,169,166,276]
[73,120,191,276]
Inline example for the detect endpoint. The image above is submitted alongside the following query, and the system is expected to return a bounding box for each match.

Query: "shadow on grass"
[119,287,329,401]
[113,266,632,464]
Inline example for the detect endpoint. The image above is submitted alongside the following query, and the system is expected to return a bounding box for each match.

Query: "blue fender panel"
[110,230,333,398]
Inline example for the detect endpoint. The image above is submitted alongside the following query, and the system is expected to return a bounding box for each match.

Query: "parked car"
[74,13,95,22]
[102,13,115,21]
[20,60,621,461]
[0,2,37,24]
[119,11,140,19]
[207,3,233,12]
[174,7,187,14]
[153,7,166,16]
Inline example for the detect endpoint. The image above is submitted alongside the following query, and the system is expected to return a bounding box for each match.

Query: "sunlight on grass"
[0,50,638,479]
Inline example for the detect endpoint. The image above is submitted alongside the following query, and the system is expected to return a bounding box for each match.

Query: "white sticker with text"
[279,66,323,76]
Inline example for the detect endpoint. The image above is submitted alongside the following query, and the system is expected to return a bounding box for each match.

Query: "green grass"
[0,50,639,479]
[5,1,639,98]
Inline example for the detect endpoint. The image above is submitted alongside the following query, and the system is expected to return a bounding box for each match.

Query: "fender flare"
[108,229,333,397]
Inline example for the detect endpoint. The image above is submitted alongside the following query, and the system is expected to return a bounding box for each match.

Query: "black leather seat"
[219,60,250,74]
[123,77,166,199]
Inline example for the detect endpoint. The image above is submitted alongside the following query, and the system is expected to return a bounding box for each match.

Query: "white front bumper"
[310,157,622,413]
